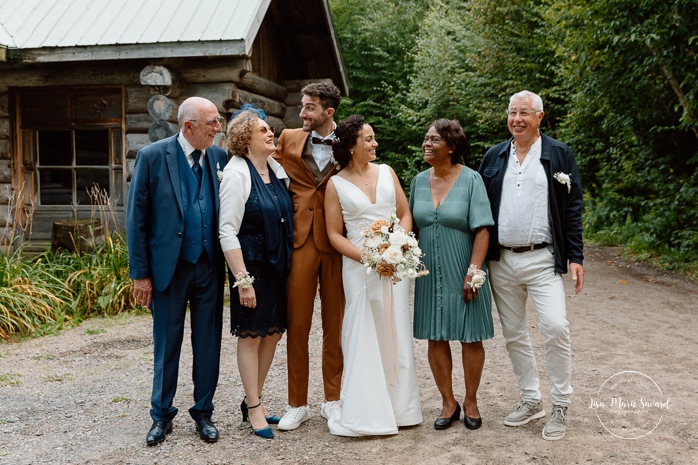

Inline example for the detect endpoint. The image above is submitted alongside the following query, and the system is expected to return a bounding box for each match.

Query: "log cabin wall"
[0,57,326,249]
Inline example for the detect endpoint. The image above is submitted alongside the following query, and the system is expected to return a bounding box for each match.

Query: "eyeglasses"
[189,116,225,127]
[259,126,275,135]
[506,109,538,118]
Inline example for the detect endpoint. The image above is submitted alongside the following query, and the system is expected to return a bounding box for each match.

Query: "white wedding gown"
[328,164,422,437]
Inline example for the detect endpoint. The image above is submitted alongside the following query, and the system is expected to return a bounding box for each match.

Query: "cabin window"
[19,88,124,207]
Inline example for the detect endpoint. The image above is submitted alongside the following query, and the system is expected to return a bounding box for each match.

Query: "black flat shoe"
[195,417,219,443]
[464,415,482,430]
[146,420,173,446]
[434,402,461,430]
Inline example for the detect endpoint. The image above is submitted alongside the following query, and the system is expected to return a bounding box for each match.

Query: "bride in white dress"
[324,115,422,437]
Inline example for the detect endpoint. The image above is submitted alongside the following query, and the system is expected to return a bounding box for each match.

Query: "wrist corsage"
[553,172,571,193]
[467,264,486,290]
[233,271,255,290]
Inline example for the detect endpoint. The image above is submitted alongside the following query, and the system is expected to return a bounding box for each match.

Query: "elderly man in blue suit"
[127,96,229,446]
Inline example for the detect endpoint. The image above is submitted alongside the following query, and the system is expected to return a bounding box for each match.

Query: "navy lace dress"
[229,181,288,338]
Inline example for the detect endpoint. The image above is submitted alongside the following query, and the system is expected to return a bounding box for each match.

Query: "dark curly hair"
[301,82,341,111]
[429,119,468,165]
[332,114,366,170]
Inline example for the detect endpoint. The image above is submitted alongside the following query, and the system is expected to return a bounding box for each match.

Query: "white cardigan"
[219,155,290,252]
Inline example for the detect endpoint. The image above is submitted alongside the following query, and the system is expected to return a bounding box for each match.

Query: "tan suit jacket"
[273,128,340,253]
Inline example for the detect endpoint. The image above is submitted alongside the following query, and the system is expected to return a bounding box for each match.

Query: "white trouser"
[488,247,572,407]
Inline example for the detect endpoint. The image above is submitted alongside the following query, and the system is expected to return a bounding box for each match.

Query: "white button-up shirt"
[310,123,336,171]
[497,137,553,247]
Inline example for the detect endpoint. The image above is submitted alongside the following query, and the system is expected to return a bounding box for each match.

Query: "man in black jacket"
[479,90,584,441]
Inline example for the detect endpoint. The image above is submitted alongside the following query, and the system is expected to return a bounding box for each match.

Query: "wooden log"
[0,118,8,139]
[0,184,10,204]
[265,116,287,135]
[0,139,9,160]
[147,95,176,121]
[179,59,249,84]
[0,63,142,87]
[283,105,303,129]
[0,93,8,118]
[285,91,302,106]
[51,219,104,253]
[140,65,174,86]
[127,133,152,159]
[229,88,286,118]
[238,70,288,103]
[126,113,154,133]
[140,66,185,98]
[126,86,152,113]
[179,83,238,114]
[0,159,10,183]
[283,78,333,92]
[148,121,177,142]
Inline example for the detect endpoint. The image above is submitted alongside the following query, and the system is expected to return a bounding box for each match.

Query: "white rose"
[365,235,382,248]
[382,245,404,265]
[389,231,408,247]
[407,236,418,247]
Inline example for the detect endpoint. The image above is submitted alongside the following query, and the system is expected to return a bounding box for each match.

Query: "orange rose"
[375,263,396,277]
[371,219,389,234]
[379,244,390,255]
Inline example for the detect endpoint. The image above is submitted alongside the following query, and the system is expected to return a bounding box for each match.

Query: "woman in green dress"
[409,119,494,431]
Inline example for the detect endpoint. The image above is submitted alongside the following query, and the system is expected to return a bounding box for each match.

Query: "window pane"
[38,130,72,166]
[76,169,110,205]
[75,130,109,165]
[39,168,72,205]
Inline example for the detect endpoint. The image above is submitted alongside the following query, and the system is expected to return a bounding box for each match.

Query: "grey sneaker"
[542,405,567,440]
[504,400,546,426]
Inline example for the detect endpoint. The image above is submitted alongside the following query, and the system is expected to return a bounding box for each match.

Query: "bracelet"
[466,264,486,290]
[233,271,255,290]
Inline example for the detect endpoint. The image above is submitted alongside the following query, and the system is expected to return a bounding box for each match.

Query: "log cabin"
[0,0,347,252]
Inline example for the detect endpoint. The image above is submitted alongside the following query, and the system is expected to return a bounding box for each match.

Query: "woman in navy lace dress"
[219,108,293,439]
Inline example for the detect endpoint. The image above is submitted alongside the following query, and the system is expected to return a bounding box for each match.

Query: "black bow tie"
[311,136,334,146]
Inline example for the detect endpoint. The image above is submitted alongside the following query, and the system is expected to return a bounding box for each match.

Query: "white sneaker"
[278,405,311,431]
[321,400,342,420]
[504,400,546,426]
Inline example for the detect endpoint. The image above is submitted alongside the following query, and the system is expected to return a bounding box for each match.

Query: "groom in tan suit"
[274,82,345,431]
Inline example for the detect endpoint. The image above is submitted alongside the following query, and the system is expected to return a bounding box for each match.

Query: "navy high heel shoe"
[247,402,274,439]
[241,397,280,424]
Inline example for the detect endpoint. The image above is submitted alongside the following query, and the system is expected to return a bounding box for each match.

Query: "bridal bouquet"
[360,214,429,283]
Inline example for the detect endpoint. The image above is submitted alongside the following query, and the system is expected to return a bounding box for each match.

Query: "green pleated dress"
[409,167,495,342]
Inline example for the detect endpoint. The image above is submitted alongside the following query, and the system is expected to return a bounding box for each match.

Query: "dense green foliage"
[330,0,698,274]
[0,233,139,340]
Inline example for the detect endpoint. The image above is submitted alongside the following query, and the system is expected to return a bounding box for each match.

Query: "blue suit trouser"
[150,253,222,422]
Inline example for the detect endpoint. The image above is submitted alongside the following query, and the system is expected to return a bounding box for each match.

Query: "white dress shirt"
[497,137,553,247]
[177,133,205,168]
[310,123,337,170]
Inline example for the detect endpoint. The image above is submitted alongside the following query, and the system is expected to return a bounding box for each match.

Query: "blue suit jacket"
[127,133,229,292]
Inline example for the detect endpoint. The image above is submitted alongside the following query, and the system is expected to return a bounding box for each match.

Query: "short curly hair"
[332,114,366,170]
[301,82,341,111]
[428,119,468,165]
[226,110,259,157]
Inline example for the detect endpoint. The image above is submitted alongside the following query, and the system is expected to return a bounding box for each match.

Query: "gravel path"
[1,246,697,464]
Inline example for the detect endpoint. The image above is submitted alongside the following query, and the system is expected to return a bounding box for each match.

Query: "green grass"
[82,328,106,336]
[0,373,21,387]
[1,232,140,341]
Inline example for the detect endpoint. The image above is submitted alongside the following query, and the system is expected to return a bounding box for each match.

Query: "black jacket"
[478,132,584,274]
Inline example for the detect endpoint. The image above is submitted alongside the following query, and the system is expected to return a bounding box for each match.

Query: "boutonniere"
[216,162,223,182]
[553,172,571,193]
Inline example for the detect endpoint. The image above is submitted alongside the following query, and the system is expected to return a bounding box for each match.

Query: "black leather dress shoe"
[434,402,461,430]
[195,417,219,443]
[464,415,483,430]
[146,420,173,446]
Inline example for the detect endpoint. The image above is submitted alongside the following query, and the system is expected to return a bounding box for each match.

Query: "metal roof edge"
[15,40,249,63]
